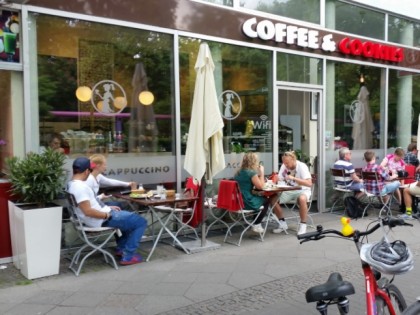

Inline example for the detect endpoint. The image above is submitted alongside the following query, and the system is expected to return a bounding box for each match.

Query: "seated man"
[404,143,420,181]
[363,150,400,204]
[333,147,364,198]
[402,182,420,220]
[276,151,312,235]
[67,157,147,265]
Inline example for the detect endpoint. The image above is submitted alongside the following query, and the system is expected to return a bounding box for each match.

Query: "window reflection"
[240,0,320,24]
[277,53,322,84]
[388,16,420,47]
[33,15,174,156]
[179,38,274,173]
[326,1,385,40]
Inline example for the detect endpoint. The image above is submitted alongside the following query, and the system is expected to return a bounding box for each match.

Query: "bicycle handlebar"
[297,217,413,244]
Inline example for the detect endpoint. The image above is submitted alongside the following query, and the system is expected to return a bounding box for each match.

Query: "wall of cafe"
[2,0,420,211]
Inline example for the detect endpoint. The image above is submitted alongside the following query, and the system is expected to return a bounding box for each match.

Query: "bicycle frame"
[363,261,397,315]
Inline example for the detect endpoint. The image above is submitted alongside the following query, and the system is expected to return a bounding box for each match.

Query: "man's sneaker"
[272,220,288,234]
[297,223,307,235]
[120,253,143,266]
[251,223,264,234]
[398,213,414,220]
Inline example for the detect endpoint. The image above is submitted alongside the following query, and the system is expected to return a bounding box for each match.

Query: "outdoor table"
[116,193,199,262]
[252,184,302,236]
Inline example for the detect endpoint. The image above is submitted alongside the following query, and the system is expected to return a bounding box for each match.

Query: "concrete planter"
[8,201,62,279]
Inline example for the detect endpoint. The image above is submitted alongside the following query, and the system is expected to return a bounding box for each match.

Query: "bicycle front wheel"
[376,284,407,315]
[403,301,420,315]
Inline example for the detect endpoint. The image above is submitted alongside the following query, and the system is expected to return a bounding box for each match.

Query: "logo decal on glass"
[91,80,127,115]
[219,90,241,120]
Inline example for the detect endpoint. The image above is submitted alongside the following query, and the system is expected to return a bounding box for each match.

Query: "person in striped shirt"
[333,147,364,199]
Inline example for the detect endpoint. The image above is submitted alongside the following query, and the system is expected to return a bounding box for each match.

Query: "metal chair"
[330,168,354,213]
[217,179,263,246]
[360,171,393,217]
[283,174,317,229]
[64,192,119,276]
[205,195,231,237]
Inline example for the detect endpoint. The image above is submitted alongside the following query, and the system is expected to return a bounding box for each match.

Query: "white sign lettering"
[242,17,335,52]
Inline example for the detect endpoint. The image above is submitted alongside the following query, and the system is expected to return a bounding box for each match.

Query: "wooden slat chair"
[330,168,355,213]
[217,179,263,246]
[360,171,393,217]
[64,192,119,276]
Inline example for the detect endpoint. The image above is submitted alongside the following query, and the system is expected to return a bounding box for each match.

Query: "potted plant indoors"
[6,148,66,279]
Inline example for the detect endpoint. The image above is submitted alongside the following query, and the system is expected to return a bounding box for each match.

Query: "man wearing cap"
[68,157,147,265]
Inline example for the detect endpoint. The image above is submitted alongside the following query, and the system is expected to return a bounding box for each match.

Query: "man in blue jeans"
[68,157,147,265]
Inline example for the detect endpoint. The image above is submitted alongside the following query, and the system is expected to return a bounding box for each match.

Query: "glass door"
[276,87,322,210]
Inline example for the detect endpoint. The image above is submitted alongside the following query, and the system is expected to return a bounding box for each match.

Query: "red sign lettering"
[338,37,404,62]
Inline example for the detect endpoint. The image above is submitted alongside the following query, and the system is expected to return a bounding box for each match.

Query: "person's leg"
[350,182,364,199]
[297,193,308,223]
[106,210,147,261]
[271,195,284,219]
[254,203,268,225]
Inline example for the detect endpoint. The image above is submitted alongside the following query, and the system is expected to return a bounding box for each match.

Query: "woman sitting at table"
[234,152,285,234]
[277,151,313,235]
[380,147,405,205]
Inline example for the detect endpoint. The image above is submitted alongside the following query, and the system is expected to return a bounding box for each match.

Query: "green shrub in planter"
[6,148,66,208]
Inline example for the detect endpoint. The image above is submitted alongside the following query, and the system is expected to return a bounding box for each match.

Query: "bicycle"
[297,216,420,315]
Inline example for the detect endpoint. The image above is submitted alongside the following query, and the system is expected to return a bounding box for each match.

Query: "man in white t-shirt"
[274,151,313,235]
[67,157,147,266]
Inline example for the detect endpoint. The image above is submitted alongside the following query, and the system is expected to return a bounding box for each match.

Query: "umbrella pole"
[201,176,207,247]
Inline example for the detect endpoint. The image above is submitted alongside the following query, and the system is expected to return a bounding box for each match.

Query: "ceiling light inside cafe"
[139,91,154,106]
[76,86,92,102]
[114,96,127,109]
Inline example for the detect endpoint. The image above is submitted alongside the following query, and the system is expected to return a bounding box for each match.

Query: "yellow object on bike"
[341,217,354,236]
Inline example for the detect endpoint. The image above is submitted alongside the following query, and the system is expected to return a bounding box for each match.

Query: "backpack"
[344,196,365,219]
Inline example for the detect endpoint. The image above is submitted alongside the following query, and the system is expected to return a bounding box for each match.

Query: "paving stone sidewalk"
[1,212,420,315]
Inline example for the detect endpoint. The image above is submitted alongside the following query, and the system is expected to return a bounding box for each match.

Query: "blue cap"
[72,157,95,172]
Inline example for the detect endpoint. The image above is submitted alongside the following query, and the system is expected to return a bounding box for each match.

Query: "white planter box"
[8,201,62,279]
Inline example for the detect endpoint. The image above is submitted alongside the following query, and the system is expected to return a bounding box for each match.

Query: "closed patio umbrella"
[183,42,225,249]
[352,85,374,150]
[184,43,225,184]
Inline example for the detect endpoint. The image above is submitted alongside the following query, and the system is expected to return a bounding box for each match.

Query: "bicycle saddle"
[305,272,355,303]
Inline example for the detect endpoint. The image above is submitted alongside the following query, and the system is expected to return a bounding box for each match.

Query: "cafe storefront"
[0,0,420,214]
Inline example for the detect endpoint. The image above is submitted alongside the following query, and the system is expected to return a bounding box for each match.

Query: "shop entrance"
[276,87,321,205]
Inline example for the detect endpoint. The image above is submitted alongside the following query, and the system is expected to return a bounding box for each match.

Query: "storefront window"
[324,61,385,208]
[388,16,420,47]
[0,10,20,63]
[277,53,322,85]
[28,13,176,185]
[29,14,174,156]
[179,37,274,177]
[326,1,385,41]
[388,70,420,148]
[240,0,320,25]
